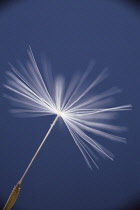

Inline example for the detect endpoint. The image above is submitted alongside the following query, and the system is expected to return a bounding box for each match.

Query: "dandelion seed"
[3,48,131,209]
[4,47,131,169]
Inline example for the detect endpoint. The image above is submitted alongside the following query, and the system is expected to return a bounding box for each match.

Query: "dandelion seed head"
[4,48,131,168]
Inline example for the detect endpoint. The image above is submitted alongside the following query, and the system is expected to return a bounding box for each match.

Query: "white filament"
[5,48,132,168]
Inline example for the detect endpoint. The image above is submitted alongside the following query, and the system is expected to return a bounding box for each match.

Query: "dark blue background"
[0,0,139,209]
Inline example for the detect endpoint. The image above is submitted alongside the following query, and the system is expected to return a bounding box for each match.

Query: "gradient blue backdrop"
[0,0,139,209]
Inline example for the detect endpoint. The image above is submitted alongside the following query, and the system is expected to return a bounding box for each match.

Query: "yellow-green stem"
[19,114,59,184]
[3,115,59,210]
